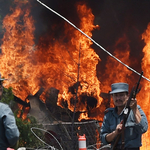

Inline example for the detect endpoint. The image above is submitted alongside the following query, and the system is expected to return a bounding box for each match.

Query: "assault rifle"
[112,71,143,150]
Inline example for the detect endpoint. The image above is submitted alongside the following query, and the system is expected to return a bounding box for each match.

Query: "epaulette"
[104,108,114,114]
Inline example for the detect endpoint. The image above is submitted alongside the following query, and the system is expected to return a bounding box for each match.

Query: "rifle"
[112,71,143,150]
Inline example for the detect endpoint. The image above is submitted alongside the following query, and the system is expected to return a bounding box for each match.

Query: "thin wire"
[86,143,111,150]
[37,0,150,82]
[31,127,63,150]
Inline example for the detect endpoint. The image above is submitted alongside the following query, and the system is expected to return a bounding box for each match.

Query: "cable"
[31,127,63,150]
[87,143,99,149]
[37,0,150,82]
[87,143,111,150]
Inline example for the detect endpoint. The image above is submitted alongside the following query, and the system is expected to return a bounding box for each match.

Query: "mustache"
[115,99,123,103]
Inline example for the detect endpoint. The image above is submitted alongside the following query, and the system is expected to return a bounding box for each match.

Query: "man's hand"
[130,98,141,123]
[130,98,137,111]
[115,120,124,135]
[106,120,124,143]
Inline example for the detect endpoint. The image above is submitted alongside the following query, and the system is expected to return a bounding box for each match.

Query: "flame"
[57,4,102,115]
[101,34,132,92]
[138,23,150,150]
[1,1,102,120]
[0,4,37,100]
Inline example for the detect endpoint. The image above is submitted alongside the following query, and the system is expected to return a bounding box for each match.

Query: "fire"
[0,0,150,149]
[0,4,37,100]
[101,34,132,93]
[138,23,150,150]
[1,1,102,119]
[57,4,102,116]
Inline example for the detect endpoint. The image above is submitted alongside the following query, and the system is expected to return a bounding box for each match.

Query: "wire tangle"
[30,127,63,150]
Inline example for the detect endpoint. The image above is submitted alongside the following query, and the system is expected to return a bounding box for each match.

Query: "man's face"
[112,92,128,107]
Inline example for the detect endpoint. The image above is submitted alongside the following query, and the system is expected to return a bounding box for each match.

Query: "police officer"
[100,82,148,150]
[0,78,20,150]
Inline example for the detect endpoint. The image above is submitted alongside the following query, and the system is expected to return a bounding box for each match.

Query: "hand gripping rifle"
[112,71,143,150]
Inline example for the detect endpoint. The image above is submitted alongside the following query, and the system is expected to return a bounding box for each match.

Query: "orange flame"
[57,4,102,116]
[1,4,37,100]
[1,1,102,119]
[101,34,132,93]
[138,23,150,150]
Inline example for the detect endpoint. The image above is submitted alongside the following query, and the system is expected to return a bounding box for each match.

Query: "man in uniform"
[100,82,148,150]
[0,77,20,150]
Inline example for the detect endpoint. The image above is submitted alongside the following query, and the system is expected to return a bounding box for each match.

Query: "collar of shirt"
[112,107,125,117]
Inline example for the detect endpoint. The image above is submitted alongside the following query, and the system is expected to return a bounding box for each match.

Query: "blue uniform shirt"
[100,105,148,148]
[0,102,20,149]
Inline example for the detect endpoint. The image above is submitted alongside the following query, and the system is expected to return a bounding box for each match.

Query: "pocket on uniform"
[125,127,137,140]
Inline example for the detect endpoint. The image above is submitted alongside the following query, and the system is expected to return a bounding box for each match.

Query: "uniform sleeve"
[100,114,111,145]
[127,105,148,134]
[2,105,20,147]
[134,105,148,134]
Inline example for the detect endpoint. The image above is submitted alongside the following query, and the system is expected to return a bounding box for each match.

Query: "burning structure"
[0,0,150,149]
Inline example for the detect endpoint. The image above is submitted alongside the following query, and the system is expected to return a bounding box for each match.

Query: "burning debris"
[0,0,104,122]
[13,86,104,149]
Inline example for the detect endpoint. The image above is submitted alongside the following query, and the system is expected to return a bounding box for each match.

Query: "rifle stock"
[112,71,143,150]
